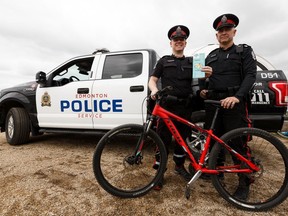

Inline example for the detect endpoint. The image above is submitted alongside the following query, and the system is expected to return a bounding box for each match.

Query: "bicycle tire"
[92,124,167,198]
[209,127,288,211]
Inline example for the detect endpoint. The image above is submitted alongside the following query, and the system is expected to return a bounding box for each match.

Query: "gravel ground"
[1,131,288,216]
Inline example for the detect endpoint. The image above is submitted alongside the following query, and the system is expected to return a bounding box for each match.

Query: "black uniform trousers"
[205,100,251,164]
[154,99,192,168]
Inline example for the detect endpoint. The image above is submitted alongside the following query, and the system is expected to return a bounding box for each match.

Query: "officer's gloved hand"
[200,90,208,99]
[150,90,159,100]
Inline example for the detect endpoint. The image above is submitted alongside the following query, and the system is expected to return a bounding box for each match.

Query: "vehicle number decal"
[260,72,279,79]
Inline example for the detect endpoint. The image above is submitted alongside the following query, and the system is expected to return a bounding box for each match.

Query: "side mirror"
[36,71,47,86]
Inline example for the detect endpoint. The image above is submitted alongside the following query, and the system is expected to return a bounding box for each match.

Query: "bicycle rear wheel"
[93,124,167,198]
[209,127,288,211]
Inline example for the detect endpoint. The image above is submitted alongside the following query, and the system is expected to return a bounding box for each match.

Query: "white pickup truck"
[0,45,287,144]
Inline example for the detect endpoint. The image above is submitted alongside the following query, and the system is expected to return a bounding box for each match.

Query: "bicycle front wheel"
[209,127,288,211]
[92,124,167,198]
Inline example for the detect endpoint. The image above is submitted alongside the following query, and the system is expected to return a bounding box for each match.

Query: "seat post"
[210,107,220,130]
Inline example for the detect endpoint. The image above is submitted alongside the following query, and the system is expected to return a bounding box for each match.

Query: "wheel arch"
[191,110,205,124]
[0,92,38,132]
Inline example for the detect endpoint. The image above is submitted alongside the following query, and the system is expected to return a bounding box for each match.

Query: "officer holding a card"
[200,13,257,200]
[148,25,193,190]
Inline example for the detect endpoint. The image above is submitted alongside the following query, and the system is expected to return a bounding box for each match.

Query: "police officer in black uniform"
[200,14,257,200]
[149,25,193,190]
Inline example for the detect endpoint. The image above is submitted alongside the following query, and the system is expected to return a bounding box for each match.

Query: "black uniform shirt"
[205,44,257,99]
[152,55,193,98]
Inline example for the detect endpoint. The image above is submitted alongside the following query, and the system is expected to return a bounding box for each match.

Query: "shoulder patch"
[209,53,217,58]
[251,50,256,60]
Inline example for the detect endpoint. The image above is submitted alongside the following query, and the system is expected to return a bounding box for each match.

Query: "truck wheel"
[189,110,206,175]
[191,110,205,127]
[5,107,30,145]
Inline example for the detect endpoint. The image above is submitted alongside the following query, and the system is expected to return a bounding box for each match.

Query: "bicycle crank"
[123,155,143,166]
[185,185,191,199]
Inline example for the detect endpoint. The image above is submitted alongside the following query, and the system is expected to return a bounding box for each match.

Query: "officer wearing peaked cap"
[148,25,193,190]
[167,25,190,40]
[213,13,239,31]
[200,13,257,201]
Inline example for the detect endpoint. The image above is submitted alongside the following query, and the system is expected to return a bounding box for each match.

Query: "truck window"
[51,57,94,86]
[102,53,143,79]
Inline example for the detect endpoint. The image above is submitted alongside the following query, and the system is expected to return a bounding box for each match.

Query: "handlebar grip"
[155,86,173,98]
[204,100,221,106]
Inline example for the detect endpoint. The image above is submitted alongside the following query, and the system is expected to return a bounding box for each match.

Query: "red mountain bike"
[92,86,288,211]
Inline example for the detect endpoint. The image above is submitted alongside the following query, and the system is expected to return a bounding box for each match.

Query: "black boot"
[153,176,164,191]
[174,165,192,181]
[233,185,250,200]
[233,174,250,200]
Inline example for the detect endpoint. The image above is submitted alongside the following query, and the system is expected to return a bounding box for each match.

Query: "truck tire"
[191,110,205,127]
[188,110,206,176]
[5,107,30,145]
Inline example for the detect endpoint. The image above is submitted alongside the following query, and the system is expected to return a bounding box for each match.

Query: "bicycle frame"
[147,102,260,176]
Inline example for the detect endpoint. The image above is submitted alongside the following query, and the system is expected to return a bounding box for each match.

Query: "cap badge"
[176,26,182,34]
[221,15,227,24]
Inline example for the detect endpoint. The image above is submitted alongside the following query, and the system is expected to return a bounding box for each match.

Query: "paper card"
[193,53,205,78]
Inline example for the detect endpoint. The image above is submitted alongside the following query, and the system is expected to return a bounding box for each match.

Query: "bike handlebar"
[154,86,173,99]
[204,100,221,106]
[153,86,222,108]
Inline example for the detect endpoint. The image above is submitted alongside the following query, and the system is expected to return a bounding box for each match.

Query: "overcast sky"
[0,0,287,89]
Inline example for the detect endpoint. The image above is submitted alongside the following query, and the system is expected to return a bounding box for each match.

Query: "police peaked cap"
[168,25,190,40]
[213,14,239,31]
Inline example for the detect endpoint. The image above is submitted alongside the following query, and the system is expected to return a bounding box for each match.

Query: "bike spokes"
[209,128,288,211]
[93,124,167,198]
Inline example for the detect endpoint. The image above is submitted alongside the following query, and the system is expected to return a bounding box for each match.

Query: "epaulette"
[243,44,251,48]
[208,47,219,56]
[161,55,173,59]
[236,44,251,53]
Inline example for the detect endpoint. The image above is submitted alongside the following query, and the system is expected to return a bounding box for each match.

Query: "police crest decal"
[41,92,51,107]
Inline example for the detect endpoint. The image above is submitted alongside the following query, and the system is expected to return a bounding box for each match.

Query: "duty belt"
[207,86,240,100]
[163,95,191,106]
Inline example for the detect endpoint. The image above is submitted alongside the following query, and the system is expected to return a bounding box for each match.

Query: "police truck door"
[36,56,96,129]
[91,51,149,129]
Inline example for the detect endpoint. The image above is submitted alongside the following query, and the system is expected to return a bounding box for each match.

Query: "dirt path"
[1,132,288,216]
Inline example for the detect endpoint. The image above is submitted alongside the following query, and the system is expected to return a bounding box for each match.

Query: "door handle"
[77,88,89,94]
[130,85,144,92]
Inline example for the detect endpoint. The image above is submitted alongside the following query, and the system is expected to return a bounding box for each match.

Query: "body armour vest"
[153,55,193,98]
[205,45,243,91]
